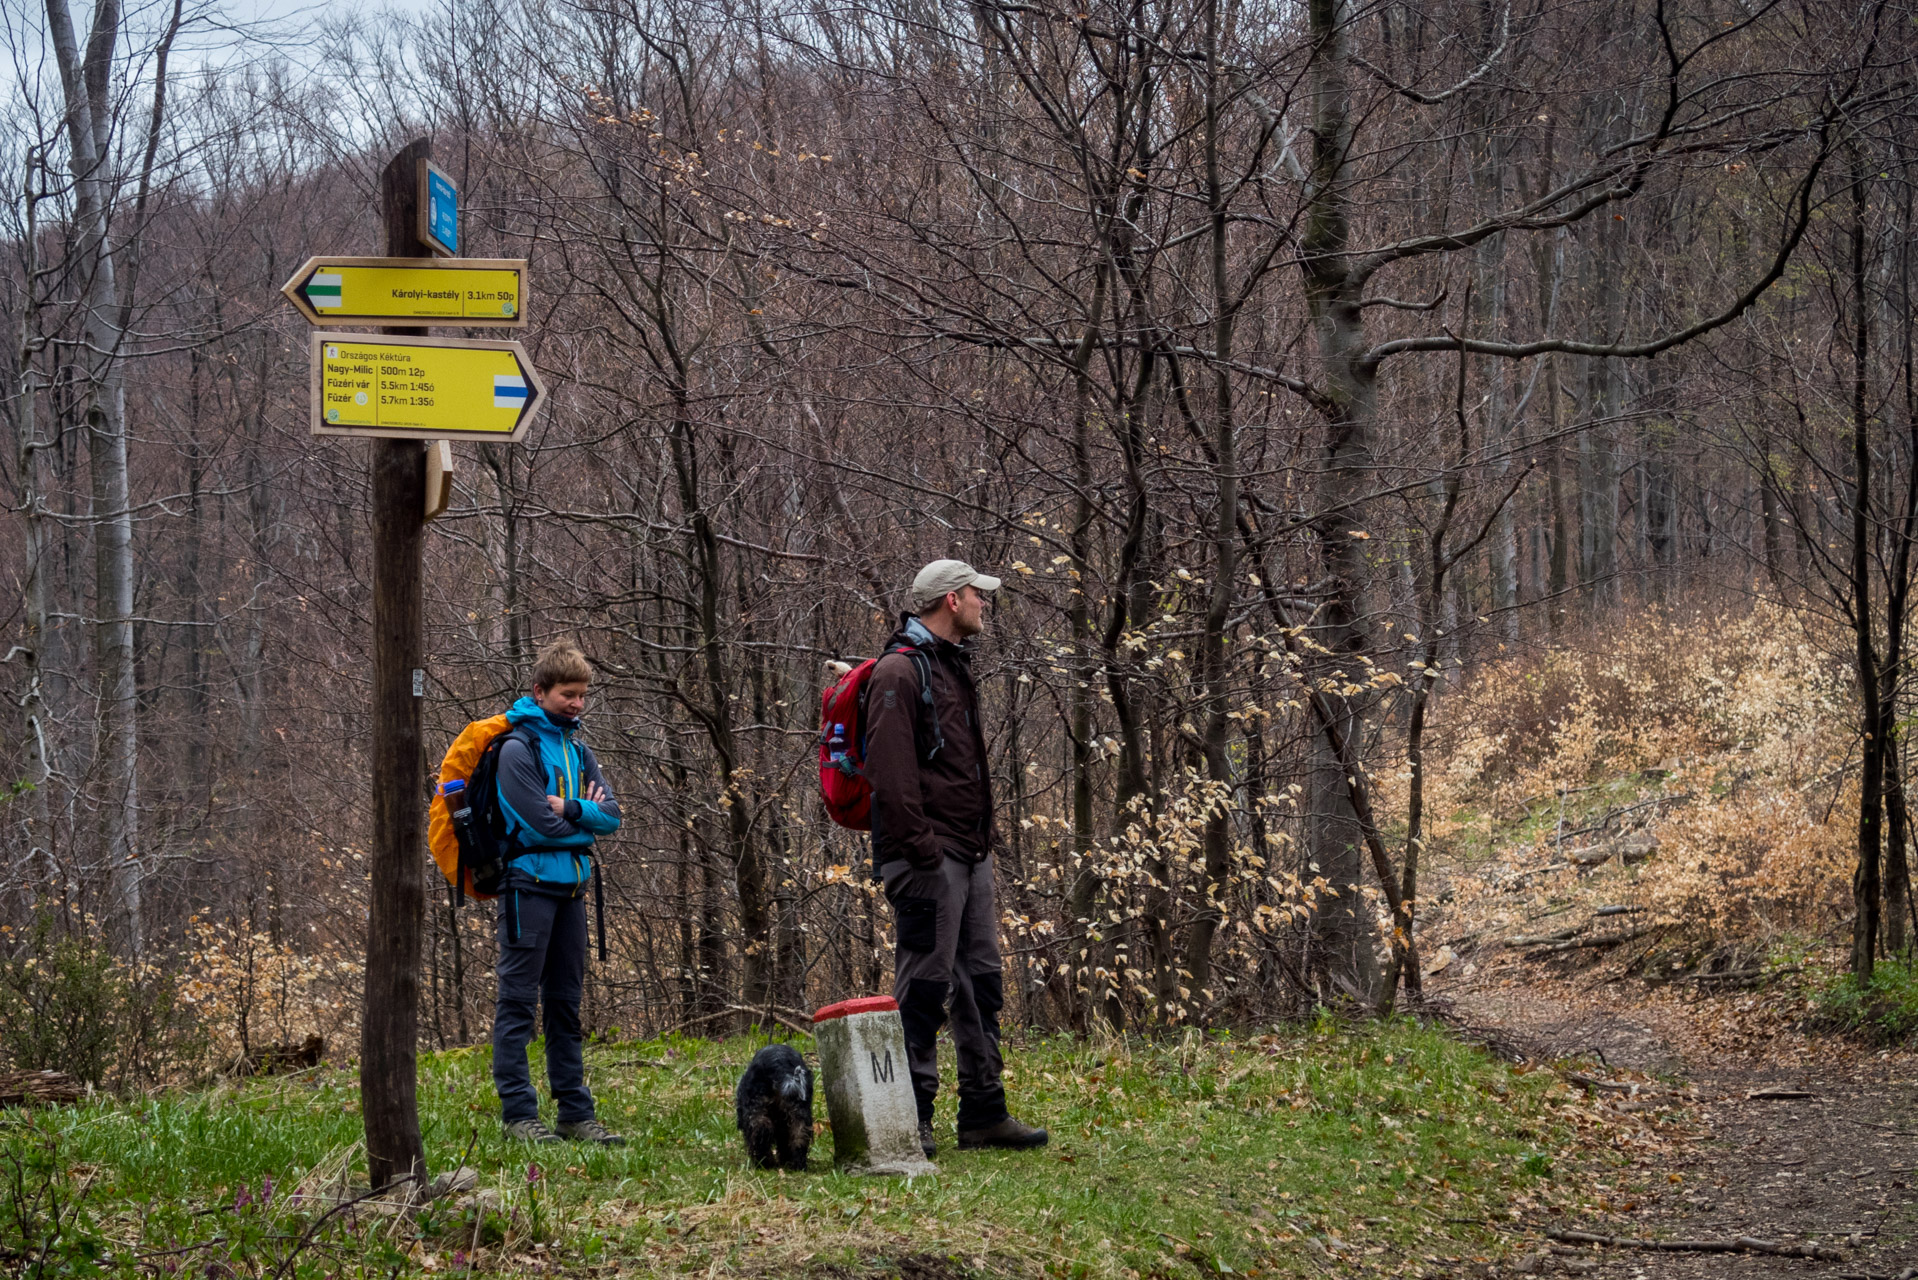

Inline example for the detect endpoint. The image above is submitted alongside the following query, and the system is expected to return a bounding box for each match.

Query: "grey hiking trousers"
[880,854,1008,1130]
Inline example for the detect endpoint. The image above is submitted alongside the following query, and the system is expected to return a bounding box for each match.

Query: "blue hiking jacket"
[496,696,621,895]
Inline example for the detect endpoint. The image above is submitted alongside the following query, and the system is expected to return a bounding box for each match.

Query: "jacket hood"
[891,615,969,659]
[506,695,579,734]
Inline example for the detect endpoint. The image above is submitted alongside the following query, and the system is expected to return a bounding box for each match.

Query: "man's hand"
[546,781,610,816]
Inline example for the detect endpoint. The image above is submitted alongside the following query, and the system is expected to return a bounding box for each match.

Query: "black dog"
[735,1044,814,1171]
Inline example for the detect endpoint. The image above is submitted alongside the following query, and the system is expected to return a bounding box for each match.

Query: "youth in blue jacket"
[496,694,621,894]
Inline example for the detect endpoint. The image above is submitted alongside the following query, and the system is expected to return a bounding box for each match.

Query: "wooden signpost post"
[363,137,433,1194]
[282,137,544,1192]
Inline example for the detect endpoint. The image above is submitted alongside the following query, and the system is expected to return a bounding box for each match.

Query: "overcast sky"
[208,0,437,26]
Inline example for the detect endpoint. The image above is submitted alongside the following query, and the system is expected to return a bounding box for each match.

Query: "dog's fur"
[735,1044,813,1171]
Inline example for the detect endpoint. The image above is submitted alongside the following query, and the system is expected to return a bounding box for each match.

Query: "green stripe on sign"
[306,273,343,308]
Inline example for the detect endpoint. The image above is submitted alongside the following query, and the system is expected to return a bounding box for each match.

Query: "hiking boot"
[557,1118,627,1147]
[918,1120,937,1159]
[503,1118,562,1144]
[958,1116,1048,1150]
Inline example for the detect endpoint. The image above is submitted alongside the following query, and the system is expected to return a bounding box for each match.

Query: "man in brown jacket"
[864,559,1048,1159]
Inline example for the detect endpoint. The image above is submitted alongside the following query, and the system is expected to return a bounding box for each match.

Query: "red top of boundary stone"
[812,996,899,1023]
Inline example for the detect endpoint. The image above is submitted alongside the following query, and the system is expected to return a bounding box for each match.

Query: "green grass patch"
[1813,956,1918,1044]
[0,1019,1596,1278]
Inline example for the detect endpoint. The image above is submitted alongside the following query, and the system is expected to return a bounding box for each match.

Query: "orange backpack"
[429,715,512,900]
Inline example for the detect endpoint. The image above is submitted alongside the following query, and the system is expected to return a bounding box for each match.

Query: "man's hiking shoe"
[918,1120,937,1159]
[557,1118,627,1147]
[503,1119,562,1144]
[957,1116,1048,1150]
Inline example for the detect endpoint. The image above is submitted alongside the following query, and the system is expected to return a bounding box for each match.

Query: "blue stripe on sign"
[493,375,528,410]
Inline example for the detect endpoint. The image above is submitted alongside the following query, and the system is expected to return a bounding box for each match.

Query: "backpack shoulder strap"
[894,643,945,762]
[494,722,541,764]
[477,722,541,832]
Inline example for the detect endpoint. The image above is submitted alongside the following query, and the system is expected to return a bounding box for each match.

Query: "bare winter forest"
[6,0,1918,1082]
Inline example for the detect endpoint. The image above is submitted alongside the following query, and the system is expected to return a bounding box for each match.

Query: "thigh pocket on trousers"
[894,896,938,953]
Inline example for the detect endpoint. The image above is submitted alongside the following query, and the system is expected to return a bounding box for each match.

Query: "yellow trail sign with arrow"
[281,256,527,327]
[310,333,546,441]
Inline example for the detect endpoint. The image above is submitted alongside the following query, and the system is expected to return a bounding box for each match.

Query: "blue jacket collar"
[506,695,579,736]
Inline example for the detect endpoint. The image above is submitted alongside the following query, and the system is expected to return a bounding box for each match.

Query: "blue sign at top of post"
[422,162,458,256]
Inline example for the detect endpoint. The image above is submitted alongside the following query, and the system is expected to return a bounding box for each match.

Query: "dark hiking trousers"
[493,889,595,1126]
[880,854,1008,1131]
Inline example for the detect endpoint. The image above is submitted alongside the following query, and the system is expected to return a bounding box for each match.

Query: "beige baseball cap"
[908,559,1002,613]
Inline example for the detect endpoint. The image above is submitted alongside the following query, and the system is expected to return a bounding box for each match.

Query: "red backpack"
[819,643,941,829]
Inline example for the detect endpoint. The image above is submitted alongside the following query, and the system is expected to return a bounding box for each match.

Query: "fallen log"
[240,1034,325,1076]
[1545,1228,1843,1261]
[1495,862,1572,889]
[1569,835,1660,868]
[1562,1072,1641,1095]
[1527,925,1659,954]
[1504,928,1584,947]
[0,1070,83,1106]
[1676,966,1797,987]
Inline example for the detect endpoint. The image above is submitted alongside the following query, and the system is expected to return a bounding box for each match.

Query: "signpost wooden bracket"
[425,440,454,520]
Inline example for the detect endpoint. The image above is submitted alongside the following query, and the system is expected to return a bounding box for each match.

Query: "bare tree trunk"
[1848,146,1883,982]
[667,737,701,1020]
[482,445,528,668]
[1066,337,1104,1029]
[1469,78,1518,639]
[1300,0,1384,1006]
[669,401,770,1022]
[180,347,211,819]
[1180,0,1241,1018]
[1877,149,1918,961]
[1577,212,1625,610]
[1758,424,1784,592]
[1886,760,1910,958]
[743,578,805,1015]
[46,0,142,952]
[7,149,56,896]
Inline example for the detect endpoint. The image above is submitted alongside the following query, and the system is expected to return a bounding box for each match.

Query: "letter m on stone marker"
[870,1050,894,1083]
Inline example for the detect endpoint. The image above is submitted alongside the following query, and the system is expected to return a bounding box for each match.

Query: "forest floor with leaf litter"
[1430,946,1918,1278]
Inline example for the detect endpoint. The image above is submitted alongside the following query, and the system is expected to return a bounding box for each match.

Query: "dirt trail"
[1433,968,1918,1278]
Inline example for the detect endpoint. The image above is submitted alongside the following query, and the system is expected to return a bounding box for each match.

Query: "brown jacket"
[863,617,994,870]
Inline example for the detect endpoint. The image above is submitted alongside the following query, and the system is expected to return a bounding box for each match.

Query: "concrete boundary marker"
[812,996,937,1176]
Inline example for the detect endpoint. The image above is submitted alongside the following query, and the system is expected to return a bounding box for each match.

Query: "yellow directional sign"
[309,334,546,441]
[281,257,527,327]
